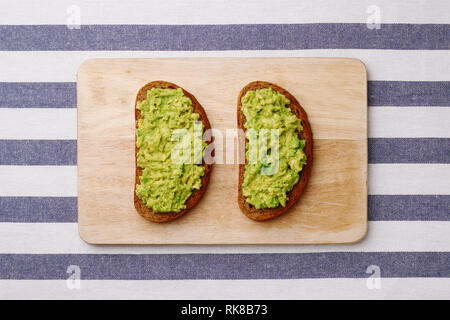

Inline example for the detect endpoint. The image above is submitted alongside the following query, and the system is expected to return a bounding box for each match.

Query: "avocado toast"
[237,81,313,221]
[134,81,212,222]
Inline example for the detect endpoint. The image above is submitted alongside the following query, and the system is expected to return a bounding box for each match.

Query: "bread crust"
[134,81,212,223]
[237,81,313,221]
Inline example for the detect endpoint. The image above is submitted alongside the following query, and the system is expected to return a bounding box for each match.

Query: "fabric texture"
[0,0,449,299]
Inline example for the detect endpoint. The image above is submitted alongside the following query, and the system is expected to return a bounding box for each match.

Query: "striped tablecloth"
[0,0,449,300]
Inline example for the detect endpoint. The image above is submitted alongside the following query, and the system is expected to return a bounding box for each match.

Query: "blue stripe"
[0,195,448,223]
[0,138,447,166]
[0,252,448,279]
[369,138,450,163]
[0,24,448,50]
[0,82,76,108]
[369,81,450,106]
[368,195,450,221]
[1,81,448,108]
[0,140,77,165]
[0,197,77,223]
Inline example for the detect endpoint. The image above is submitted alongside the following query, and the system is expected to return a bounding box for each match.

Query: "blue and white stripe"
[0,24,448,50]
[0,0,449,299]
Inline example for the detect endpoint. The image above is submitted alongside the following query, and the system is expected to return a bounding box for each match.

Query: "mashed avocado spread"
[135,88,205,213]
[241,88,307,209]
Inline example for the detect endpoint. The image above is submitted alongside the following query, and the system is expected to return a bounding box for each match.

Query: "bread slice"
[237,81,313,221]
[134,81,213,223]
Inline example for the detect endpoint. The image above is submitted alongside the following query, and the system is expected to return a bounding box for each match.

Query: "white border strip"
[369,164,450,195]
[0,166,77,197]
[369,107,450,138]
[0,222,448,254]
[1,278,449,300]
[0,50,449,82]
[1,107,449,140]
[0,109,76,140]
[1,0,449,25]
[0,164,448,197]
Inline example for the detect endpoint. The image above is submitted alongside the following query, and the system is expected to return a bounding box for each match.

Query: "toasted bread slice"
[237,81,313,221]
[134,81,212,223]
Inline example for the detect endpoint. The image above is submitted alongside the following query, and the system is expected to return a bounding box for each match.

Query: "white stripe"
[0,166,77,197]
[1,107,449,140]
[1,278,449,299]
[0,222,448,254]
[369,107,450,138]
[0,164,448,197]
[1,50,449,82]
[1,0,448,25]
[0,109,76,140]
[369,164,450,195]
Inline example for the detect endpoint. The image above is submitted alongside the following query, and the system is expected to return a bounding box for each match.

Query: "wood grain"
[77,58,367,244]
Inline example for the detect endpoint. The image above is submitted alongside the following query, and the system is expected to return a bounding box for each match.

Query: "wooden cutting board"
[77,58,367,245]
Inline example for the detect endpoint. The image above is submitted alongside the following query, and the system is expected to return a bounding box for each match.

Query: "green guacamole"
[135,88,205,213]
[241,87,306,209]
